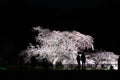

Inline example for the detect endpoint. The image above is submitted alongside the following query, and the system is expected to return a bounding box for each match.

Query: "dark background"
[0,0,120,64]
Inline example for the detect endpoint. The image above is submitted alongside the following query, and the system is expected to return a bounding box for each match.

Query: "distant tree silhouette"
[18,55,24,69]
[30,56,37,71]
[42,58,49,70]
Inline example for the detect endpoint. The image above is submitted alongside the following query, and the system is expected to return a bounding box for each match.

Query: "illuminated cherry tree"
[21,26,94,65]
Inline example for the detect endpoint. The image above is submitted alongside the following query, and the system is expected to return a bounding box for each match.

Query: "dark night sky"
[0,0,120,63]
